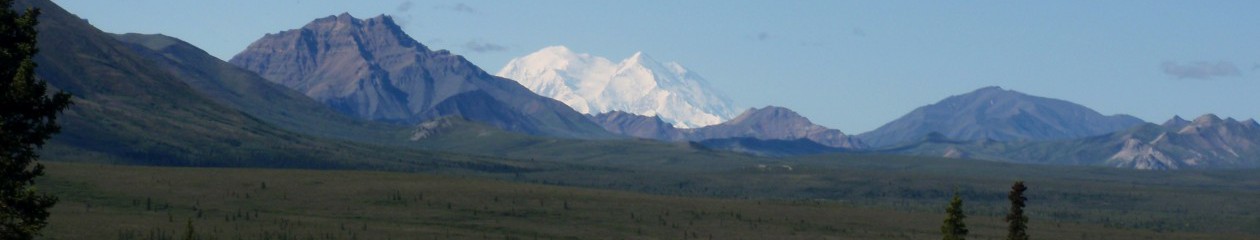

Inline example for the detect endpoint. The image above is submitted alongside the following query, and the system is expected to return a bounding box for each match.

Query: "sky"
[53,0,1260,133]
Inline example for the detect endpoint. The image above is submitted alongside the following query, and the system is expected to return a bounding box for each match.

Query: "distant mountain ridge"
[590,106,866,150]
[884,114,1260,169]
[229,14,611,138]
[693,106,866,149]
[1106,114,1260,169]
[588,111,687,140]
[859,86,1145,147]
[498,46,737,128]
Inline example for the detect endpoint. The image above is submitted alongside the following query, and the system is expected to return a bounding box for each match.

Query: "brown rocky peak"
[1244,119,1260,129]
[229,12,609,138]
[336,12,357,22]
[303,13,363,30]
[1162,115,1191,129]
[366,14,399,27]
[301,13,408,38]
[1191,114,1224,126]
[728,106,808,125]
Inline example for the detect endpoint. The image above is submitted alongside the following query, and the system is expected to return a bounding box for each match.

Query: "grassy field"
[38,162,1254,240]
[407,125,1260,237]
[505,154,1260,235]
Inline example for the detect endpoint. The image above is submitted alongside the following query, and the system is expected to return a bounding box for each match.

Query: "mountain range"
[858,86,1145,147]
[590,106,866,150]
[881,114,1260,170]
[498,46,736,128]
[228,14,611,139]
[1107,115,1260,169]
[18,0,1259,170]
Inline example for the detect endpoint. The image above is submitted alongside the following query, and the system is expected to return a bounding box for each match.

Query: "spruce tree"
[0,0,72,239]
[1006,181,1029,240]
[182,219,195,240]
[941,192,968,240]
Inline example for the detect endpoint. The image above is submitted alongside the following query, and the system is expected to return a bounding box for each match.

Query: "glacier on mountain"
[497,46,736,128]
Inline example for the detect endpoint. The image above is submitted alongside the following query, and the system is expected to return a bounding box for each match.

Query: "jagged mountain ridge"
[859,86,1145,147]
[884,114,1260,169]
[229,14,611,139]
[1106,114,1260,169]
[590,106,865,149]
[498,46,737,128]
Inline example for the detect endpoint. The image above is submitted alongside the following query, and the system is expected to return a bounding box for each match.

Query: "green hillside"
[19,0,524,172]
[111,33,412,145]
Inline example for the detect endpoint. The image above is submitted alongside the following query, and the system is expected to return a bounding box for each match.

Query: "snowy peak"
[498,46,737,128]
[523,46,585,68]
[541,45,574,55]
[627,51,648,62]
[622,51,662,70]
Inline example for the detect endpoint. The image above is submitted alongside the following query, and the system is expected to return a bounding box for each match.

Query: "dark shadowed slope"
[111,33,411,144]
[19,0,519,171]
[588,111,687,140]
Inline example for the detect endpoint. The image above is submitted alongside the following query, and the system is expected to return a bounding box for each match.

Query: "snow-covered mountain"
[497,46,737,128]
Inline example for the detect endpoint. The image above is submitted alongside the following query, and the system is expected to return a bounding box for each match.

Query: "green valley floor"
[39,162,1253,240]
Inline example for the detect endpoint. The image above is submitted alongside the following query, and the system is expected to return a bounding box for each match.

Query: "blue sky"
[54,0,1259,133]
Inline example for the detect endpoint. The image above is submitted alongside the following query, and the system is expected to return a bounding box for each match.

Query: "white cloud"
[1160,61,1241,80]
[464,40,507,53]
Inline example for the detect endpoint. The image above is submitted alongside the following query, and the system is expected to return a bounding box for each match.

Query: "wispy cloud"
[756,32,770,41]
[1160,61,1241,80]
[396,1,413,12]
[464,40,507,53]
[435,3,477,14]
